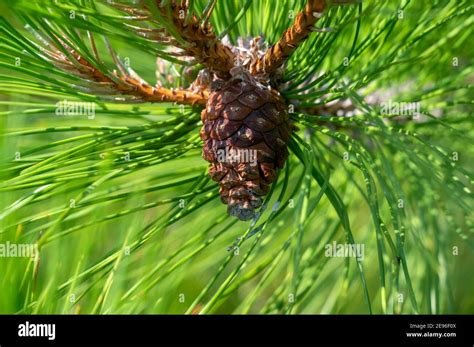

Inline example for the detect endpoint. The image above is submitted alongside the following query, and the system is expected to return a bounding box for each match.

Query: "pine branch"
[77,54,208,106]
[113,0,236,78]
[253,0,327,77]
[155,0,235,78]
[45,29,209,106]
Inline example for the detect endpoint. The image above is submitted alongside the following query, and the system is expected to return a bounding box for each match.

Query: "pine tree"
[0,0,472,314]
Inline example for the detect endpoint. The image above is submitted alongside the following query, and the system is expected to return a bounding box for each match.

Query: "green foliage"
[0,0,472,314]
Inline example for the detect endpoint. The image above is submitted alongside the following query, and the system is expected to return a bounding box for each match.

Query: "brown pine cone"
[200,75,291,221]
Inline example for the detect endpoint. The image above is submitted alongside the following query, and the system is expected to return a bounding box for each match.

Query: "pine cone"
[200,76,291,221]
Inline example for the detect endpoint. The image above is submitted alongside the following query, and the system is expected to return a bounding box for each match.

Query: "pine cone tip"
[228,203,256,221]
